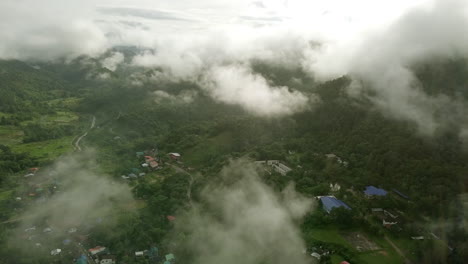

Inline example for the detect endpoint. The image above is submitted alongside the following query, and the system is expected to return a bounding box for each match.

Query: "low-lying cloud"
[305,0,468,137]
[202,65,313,117]
[169,160,314,264]
[101,52,124,71]
[11,151,133,249]
[2,0,468,132]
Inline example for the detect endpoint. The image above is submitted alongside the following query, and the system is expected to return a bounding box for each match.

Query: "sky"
[2,0,468,136]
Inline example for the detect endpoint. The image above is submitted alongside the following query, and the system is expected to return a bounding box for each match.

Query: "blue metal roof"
[364,186,388,196]
[320,196,351,213]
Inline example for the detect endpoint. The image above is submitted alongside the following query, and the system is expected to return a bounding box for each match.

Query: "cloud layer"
[2,0,468,129]
[202,65,312,116]
[169,160,314,264]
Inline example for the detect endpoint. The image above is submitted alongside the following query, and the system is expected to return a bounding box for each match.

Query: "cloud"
[304,0,468,136]
[2,0,468,129]
[97,7,194,22]
[0,0,108,60]
[169,160,314,264]
[11,151,134,248]
[101,52,124,71]
[201,65,313,117]
[153,90,198,104]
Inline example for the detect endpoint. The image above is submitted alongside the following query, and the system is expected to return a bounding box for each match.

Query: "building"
[100,255,116,264]
[169,153,181,160]
[50,249,61,256]
[149,161,159,169]
[319,196,351,213]
[89,246,107,255]
[382,219,398,228]
[364,186,388,197]
[255,160,292,176]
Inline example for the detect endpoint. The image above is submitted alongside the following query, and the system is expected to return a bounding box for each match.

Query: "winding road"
[74,115,96,152]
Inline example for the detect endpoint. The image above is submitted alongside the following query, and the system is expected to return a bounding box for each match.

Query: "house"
[319,196,351,213]
[256,160,292,176]
[382,219,398,228]
[371,208,383,213]
[149,161,159,169]
[135,251,146,257]
[411,236,425,240]
[167,215,176,221]
[145,156,155,163]
[50,249,61,256]
[89,246,107,255]
[364,186,388,197]
[100,255,116,264]
[169,153,181,160]
[311,252,321,260]
[270,161,292,176]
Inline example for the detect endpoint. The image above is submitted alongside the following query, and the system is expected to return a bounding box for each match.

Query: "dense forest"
[0,57,467,264]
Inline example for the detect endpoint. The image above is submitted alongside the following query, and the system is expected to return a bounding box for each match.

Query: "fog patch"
[304,0,468,137]
[10,151,134,250]
[201,65,314,117]
[170,160,314,264]
[153,90,198,104]
[101,52,124,71]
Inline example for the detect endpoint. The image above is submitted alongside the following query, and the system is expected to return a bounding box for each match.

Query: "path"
[166,163,194,207]
[385,236,413,264]
[73,115,96,152]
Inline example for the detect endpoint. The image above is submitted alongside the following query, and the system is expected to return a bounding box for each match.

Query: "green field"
[306,226,405,264]
[11,136,74,162]
[0,125,23,145]
[307,227,353,247]
[0,190,13,202]
[183,131,234,166]
[20,111,79,126]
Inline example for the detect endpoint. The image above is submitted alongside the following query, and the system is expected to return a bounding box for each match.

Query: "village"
[6,148,451,264]
[9,149,187,264]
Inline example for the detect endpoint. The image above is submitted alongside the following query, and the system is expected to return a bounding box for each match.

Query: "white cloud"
[201,65,313,117]
[102,52,124,71]
[169,160,314,264]
[2,0,468,127]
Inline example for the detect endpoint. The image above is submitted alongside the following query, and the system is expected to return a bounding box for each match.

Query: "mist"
[9,151,134,251]
[168,160,314,264]
[2,0,468,129]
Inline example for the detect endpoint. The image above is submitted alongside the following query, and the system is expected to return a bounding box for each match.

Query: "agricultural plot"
[342,232,380,252]
[0,125,23,145]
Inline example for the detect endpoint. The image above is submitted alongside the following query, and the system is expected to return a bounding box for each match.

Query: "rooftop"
[320,196,351,213]
[364,186,388,196]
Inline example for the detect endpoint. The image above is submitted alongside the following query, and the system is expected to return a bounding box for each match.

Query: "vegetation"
[0,57,467,264]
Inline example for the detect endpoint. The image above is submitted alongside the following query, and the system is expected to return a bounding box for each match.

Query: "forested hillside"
[0,57,467,264]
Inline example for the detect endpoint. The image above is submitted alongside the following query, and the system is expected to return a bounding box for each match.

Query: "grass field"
[11,136,74,162]
[307,227,353,247]
[20,111,79,126]
[0,190,13,202]
[183,131,234,166]
[306,226,405,264]
[0,125,23,145]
